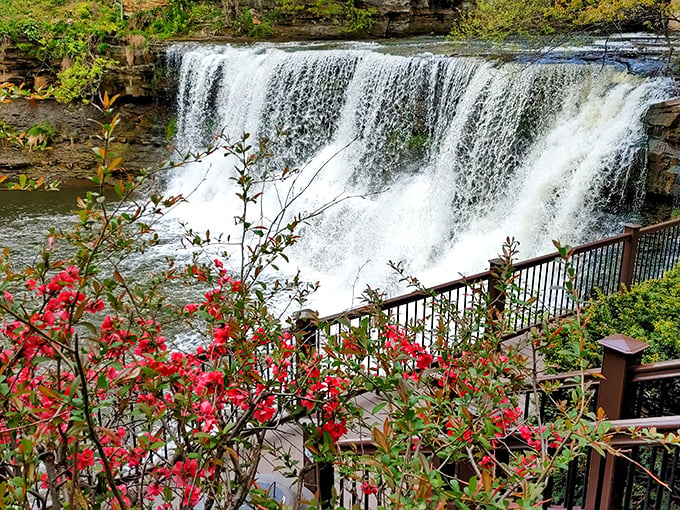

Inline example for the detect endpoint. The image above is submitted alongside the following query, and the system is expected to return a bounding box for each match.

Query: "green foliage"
[274,0,376,33]
[126,0,223,38]
[165,116,178,141]
[0,83,58,148]
[234,7,274,38]
[26,120,56,149]
[55,56,118,103]
[545,265,680,371]
[340,0,376,32]
[453,0,555,40]
[275,0,306,17]
[453,0,667,40]
[0,120,15,141]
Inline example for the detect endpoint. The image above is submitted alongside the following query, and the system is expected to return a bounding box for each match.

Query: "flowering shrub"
[310,272,608,509]
[0,94,621,509]
[0,93,337,510]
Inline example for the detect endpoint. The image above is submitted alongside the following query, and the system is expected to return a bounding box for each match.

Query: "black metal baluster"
[623,445,639,509]
[643,447,659,510]
[654,448,670,510]
[664,446,679,510]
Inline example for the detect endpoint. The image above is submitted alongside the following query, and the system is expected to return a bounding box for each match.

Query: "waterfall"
[164,41,675,314]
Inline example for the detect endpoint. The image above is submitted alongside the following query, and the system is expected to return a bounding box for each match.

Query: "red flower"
[172,458,199,485]
[361,481,378,495]
[254,396,276,423]
[196,371,224,394]
[77,448,95,470]
[321,419,347,442]
[146,484,162,499]
[183,485,201,507]
[85,299,105,313]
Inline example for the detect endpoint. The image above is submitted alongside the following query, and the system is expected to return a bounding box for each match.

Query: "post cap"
[599,334,648,355]
[293,309,318,321]
[623,223,642,231]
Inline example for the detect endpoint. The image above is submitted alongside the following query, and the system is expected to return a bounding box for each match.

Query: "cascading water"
[164,41,676,314]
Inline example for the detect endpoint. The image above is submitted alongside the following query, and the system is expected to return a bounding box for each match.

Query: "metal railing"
[313,218,680,346]
[299,218,680,509]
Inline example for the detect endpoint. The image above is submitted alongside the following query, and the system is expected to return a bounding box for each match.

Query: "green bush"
[56,56,118,103]
[234,7,273,38]
[26,120,56,149]
[545,265,680,371]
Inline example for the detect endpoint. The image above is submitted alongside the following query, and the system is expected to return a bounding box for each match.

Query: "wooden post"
[294,308,318,356]
[620,223,641,291]
[584,334,648,510]
[487,258,506,333]
[294,310,333,509]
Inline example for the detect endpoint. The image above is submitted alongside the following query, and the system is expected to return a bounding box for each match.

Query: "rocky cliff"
[0,39,172,182]
[268,0,463,38]
[0,100,172,183]
[645,98,680,203]
[0,39,169,101]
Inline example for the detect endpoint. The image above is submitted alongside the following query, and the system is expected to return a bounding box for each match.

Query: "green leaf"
[372,402,387,415]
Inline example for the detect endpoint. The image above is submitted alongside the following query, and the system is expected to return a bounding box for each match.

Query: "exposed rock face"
[0,42,54,91]
[645,98,680,202]
[0,100,172,183]
[0,39,173,182]
[267,0,463,38]
[123,0,169,15]
[0,38,168,102]
[101,43,171,100]
[364,0,462,37]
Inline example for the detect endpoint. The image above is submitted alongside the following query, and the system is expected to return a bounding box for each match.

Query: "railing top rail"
[631,359,680,382]
[318,270,491,324]
[336,415,680,451]
[535,367,601,385]
[609,415,680,446]
[639,216,680,235]
[318,235,631,325]
[336,438,377,452]
[511,233,630,272]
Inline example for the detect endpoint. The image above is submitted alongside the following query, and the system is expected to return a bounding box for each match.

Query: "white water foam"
[163,42,675,314]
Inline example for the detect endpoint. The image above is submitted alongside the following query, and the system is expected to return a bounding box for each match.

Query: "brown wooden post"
[294,310,334,509]
[487,258,506,333]
[294,308,319,356]
[584,334,648,510]
[620,223,641,291]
